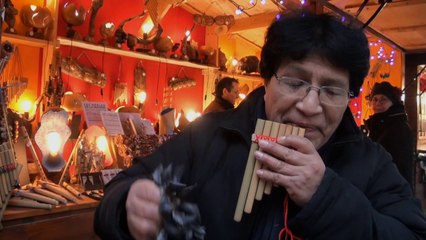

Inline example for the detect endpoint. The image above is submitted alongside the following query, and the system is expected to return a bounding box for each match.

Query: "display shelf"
[3,195,98,221]
[220,71,263,83]
[2,33,50,49]
[1,196,99,239]
[57,37,216,70]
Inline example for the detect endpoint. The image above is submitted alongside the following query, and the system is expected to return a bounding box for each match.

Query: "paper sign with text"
[82,102,108,127]
[118,112,155,135]
[101,111,125,136]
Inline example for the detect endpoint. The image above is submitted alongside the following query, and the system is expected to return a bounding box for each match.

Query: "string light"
[230,0,305,16]
[369,39,396,66]
[235,7,243,15]
[229,0,286,16]
[229,0,257,15]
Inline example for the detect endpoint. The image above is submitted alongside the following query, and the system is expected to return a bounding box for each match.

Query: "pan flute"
[234,119,305,222]
[0,87,21,229]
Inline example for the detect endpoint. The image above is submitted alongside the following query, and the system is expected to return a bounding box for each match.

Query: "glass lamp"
[35,109,71,172]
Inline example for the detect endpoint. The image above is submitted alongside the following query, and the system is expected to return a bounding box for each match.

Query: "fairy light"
[369,39,396,66]
[230,0,261,16]
[231,0,305,16]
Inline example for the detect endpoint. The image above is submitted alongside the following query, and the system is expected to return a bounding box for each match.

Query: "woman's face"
[371,94,393,114]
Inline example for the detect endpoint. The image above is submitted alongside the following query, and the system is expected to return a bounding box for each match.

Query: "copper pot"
[154,36,174,53]
[20,4,52,29]
[62,2,86,26]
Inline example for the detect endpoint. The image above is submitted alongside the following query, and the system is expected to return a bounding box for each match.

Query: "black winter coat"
[94,87,426,240]
[203,96,235,114]
[365,104,414,185]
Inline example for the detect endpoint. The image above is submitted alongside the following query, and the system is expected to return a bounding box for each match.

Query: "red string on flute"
[251,133,278,143]
[279,195,303,240]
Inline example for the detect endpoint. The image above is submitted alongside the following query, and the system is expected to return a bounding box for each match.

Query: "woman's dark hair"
[260,12,370,97]
[369,81,403,105]
[214,77,239,97]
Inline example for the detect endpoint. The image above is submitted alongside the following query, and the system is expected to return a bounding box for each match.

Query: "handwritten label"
[101,111,125,136]
[82,102,108,127]
[118,113,155,135]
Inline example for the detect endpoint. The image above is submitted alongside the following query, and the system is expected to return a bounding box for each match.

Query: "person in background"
[203,77,239,114]
[364,81,414,186]
[94,12,426,240]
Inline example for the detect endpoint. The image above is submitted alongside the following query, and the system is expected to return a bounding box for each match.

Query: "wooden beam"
[318,0,405,51]
[234,34,262,49]
[381,24,426,33]
[344,0,426,13]
[229,12,278,33]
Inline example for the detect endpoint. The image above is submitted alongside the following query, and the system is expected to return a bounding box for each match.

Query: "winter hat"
[370,81,402,104]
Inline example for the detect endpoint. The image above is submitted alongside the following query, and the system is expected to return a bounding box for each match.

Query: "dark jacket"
[365,104,414,185]
[95,87,426,240]
[203,96,234,114]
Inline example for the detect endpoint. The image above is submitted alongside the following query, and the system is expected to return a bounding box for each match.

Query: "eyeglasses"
[370,96,390,104]
[274,74,354,107]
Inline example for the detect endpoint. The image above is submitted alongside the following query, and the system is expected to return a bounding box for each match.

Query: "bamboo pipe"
[14,189,59,205]
[8,197,52,209]
[234,119,305,222]
[255,121,280,200]
[233,119,265,222]
[21,126,48,182]
[32,186,68,204]
[58,130,85,186]
[244,120,273,214]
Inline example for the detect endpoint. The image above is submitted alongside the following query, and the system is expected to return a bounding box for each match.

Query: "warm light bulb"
[185,30,191,41]
[19,99,32,113]
[175,112,182,127]
[235,8,243,15]
[30,4,37,11]
[186,110,201,122]
[137,91,147,104]
[231,58,239,67]
[96,135,108,153]
[142,17,154,34]
[239,93,247,100]
[46,131,61,156]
